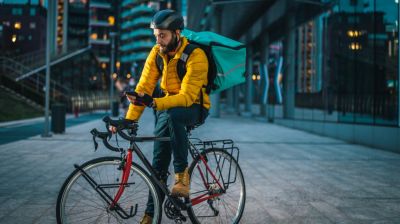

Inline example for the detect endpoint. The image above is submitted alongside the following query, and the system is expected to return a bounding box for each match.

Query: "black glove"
[133,93,154,107]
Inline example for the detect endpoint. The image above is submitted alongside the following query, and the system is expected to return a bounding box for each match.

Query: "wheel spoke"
[57,158,161,224]
[187,149,245,224]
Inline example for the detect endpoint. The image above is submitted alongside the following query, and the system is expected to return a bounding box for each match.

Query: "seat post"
[186,126,194,136]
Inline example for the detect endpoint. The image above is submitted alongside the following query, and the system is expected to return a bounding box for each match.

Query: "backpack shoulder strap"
[155,54,163,75]
[177,43,198,80]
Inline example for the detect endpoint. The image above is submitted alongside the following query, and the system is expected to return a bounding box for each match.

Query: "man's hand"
[109,126,117,133]
[125,91,155,108]
[109,119,135,134]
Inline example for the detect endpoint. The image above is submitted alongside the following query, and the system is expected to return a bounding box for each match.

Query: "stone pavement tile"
[265,206,292,220]
[371,218,400,224]
[310,201,350,222]
[7,204,50,218]
[0,215,38,224]
[339,206,383,222]
[33,207,56,224]
[0,198,30,219]
[375,200,400,215]
[278,216,334,224]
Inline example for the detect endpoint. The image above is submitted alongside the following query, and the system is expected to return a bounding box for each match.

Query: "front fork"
[110,148,133,209]
[74,151,137,219]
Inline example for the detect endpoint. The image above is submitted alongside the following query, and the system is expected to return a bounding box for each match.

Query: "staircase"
[0,50,71,107]
[0,84,44,111]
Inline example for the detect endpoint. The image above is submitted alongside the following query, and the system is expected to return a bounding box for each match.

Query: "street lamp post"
[398,4,400,127]
[109,32,117,113]
[42,0,55,137]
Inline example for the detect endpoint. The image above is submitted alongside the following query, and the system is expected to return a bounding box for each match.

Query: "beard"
[160,33,179,54]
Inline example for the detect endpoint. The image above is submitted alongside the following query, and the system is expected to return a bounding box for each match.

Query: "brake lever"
[92,135,99,151]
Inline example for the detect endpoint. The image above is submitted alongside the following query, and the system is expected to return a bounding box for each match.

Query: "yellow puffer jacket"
[125,37,210,121]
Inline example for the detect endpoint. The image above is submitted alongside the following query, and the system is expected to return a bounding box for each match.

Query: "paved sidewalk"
[0,111,108,145]
[0,109,399,223]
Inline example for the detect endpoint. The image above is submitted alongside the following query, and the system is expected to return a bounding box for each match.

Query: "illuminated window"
[108,16,115,26]
[30,22,36,29]
[14,22,21,29]
[90,33,98,39]
[30,8,36,16]
[12,34,17,43]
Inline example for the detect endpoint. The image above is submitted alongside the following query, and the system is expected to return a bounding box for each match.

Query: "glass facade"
[277,0,399,127]
[120,1,156,80]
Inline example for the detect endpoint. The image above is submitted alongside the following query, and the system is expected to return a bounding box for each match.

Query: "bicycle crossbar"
[133,136,170,142]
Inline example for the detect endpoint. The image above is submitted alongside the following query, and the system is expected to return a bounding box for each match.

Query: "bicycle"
[56,116,246,224]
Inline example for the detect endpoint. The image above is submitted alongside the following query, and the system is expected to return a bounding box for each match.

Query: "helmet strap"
[165,31,181,55]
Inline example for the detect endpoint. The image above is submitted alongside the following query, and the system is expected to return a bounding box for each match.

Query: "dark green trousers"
[145,104,208,216]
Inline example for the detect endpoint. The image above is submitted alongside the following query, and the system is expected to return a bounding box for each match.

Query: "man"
[111,9,210,223]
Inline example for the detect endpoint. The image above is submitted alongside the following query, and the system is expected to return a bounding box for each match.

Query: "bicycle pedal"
[174,216,186,223]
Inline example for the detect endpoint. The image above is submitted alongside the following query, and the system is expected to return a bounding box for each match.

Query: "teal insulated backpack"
[156,29,247,94]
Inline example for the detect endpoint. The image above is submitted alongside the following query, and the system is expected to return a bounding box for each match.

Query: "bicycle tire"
[56,156,162,224]
[187,148,246,224]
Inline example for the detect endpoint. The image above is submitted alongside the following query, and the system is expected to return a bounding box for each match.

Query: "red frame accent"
[108,152,225,209]
[190,155,224,206]
[110,149,132,208]
[191,192,221,206]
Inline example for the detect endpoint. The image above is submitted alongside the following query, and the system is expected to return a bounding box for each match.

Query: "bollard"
[112,101,119,117]
[51,104,66,133]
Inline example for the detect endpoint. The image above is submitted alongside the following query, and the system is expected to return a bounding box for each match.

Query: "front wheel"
[187,148,246,224]
[56,157,161,224]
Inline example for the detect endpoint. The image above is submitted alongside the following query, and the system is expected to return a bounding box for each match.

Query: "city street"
[0,110,399,223]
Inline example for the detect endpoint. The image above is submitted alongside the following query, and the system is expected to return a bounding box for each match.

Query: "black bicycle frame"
[128,140,190,210]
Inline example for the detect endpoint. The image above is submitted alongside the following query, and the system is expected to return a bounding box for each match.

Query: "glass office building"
[187,0,399,152]
[284,0,399,127]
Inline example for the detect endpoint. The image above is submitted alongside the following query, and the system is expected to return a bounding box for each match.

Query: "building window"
[30,8,36,16]
[14,22,22,30]
[108,16,115,26]
[90,33,98,40]
[29,22,36,29]
[12,34,17,43]
[12,8,23,16]
[349,0,357,6]
[297,20,322,93]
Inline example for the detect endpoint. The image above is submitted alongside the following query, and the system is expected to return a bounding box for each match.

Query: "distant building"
[119,0,184,80]
[120,1,156,80]
[0,3,46,55]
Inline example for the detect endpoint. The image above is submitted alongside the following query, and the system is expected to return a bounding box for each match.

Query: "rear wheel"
[56,157,161,224]
[187,148,246,224]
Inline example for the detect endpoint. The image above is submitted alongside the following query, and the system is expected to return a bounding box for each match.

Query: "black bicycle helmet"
[150,9,184,30]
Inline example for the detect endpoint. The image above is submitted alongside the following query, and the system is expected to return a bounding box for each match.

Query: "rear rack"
[190,139,240,188]
[192,139,239,163]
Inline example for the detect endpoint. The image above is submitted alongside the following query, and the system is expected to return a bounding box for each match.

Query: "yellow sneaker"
[139,213,152,224]
[171,167,190,198]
